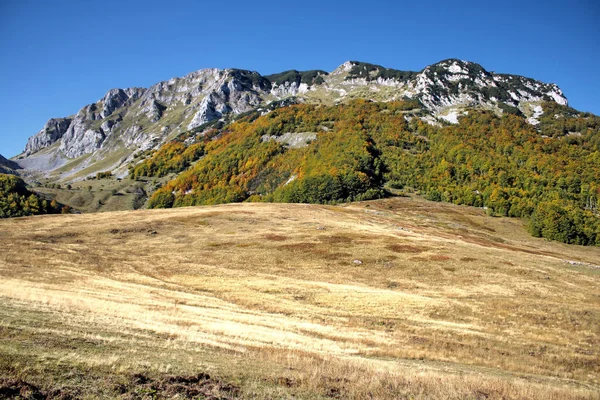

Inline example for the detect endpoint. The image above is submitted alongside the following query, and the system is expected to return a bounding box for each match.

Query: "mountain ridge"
[14,59,568,182]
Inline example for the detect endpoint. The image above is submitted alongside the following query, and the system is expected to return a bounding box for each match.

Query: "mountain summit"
[15,59,567,180]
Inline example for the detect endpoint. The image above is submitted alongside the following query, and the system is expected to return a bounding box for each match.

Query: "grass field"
[1,196,599,399]
[33,175,174,214]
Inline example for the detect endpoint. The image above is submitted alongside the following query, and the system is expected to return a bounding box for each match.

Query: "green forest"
[135,100,599,245]
[0,174,62,218]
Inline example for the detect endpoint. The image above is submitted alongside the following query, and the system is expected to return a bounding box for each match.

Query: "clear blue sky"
[1,0,598,157]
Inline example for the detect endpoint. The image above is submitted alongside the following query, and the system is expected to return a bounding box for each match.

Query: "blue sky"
[0,0,598,157]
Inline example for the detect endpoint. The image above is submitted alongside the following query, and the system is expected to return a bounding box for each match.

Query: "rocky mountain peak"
[225,69,272,92]
[410,59,568,113]
[331,61,357,75]
[24,117,73,156]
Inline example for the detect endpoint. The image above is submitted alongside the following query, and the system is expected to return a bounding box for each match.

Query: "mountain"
[0,154,20,175]
[14,59,567,181]
[12,58,599,246]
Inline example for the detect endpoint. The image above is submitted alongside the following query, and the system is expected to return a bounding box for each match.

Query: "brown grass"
[386,244,428,253]
[0,196,599,398]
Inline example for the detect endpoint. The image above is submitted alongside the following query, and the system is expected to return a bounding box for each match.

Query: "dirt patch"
[278,243,318,252]
[108,227,154,235]
[430,255,452,261]
[263,234,289,241]
[206,241,236,248]
[121,373,239,399]
[0,378,79,399]
[460,257,477,262]
[0,379,46,399]
[318,235,355,244]
[386,244,428,253]
[0,373,239,400]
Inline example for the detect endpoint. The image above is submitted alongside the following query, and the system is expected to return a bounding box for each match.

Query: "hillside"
[0,154,19,175]
[13,59,567,182]
[140,100,600,246]
[1,198,599,398]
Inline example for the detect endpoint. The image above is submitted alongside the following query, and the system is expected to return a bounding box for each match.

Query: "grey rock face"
[186,71,264,130]
[188,94,222,129]
[59,116,105,158]
[270,81,308,97]
[405,59,568,112]
[101,88,145,118]
[324,60,568,116]
[25,118,72,155]
[145,100,166,122]
[123,124,156,152]
[261,132,317,149]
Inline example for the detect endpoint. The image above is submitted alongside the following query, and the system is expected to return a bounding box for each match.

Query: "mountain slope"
[0,154,20,175]
[15,59,568,181]
[143,99,600,245]
[14,58,598,246]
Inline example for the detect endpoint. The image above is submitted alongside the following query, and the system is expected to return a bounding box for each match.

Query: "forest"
[0,174,62,218]
[137,100,599,245]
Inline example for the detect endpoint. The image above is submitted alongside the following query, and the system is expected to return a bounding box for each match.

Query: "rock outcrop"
[100,88,145,119]
[24,117,72,155]
[404,59,568,112]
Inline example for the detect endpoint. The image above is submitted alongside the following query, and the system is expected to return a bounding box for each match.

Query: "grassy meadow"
[0,196,599,399]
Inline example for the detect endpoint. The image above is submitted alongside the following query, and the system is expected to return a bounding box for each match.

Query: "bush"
[96,171,112,179]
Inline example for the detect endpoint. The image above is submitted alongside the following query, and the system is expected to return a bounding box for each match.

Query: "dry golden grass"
[0,196,599,398]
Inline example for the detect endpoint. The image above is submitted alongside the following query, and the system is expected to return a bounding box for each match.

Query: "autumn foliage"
[0,174,61,218]
[130,142,205,179]
[144,100,599,245]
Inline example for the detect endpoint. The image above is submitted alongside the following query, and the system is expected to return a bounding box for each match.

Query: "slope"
[0,198,599,398]
[0,154,19,175]
[145,100,600,246]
